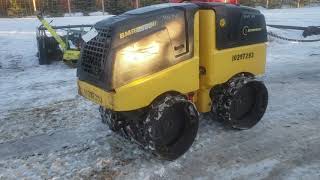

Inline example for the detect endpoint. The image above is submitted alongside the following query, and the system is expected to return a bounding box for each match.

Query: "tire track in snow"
[0,127,110,161]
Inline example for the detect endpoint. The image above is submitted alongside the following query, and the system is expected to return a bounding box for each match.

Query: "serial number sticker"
[232,52,254,61]
[81,88,103,104]
[82,27,98,43]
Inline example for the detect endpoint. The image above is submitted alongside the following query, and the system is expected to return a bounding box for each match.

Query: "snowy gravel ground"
[0,7,320,180]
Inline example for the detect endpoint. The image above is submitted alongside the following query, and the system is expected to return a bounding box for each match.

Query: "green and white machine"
[36,13,92,66]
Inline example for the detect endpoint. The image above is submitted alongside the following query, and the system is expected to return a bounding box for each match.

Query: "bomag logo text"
[242,26,263,36]
[119,21,157,39]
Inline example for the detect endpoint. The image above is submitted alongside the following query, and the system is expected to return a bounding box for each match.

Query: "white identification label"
[82,28,98,43]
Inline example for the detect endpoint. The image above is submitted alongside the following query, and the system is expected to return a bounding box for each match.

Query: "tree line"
[0,0,318,17]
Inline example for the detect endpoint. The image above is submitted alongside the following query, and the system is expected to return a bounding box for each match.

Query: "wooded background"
[0,0,319,17]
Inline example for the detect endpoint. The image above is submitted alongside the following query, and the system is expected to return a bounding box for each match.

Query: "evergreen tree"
[106,0,132,15]
[50,0,63,16]
[7,0,23,17]
[73,0,95,15]
[140,0,165,7]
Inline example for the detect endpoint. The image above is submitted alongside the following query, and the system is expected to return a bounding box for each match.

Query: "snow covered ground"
[0,6,320,179]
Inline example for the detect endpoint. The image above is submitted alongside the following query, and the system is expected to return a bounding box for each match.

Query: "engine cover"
[78,3,198,91]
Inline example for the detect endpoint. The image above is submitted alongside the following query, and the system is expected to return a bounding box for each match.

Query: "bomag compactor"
[77,2,268,160]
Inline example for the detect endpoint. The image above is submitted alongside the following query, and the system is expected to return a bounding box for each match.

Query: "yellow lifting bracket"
[36,13,68,51]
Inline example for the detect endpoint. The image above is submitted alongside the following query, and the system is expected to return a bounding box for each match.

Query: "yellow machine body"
[78,9,266,112]
[196,10,266,112]
[79,12,200,111]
